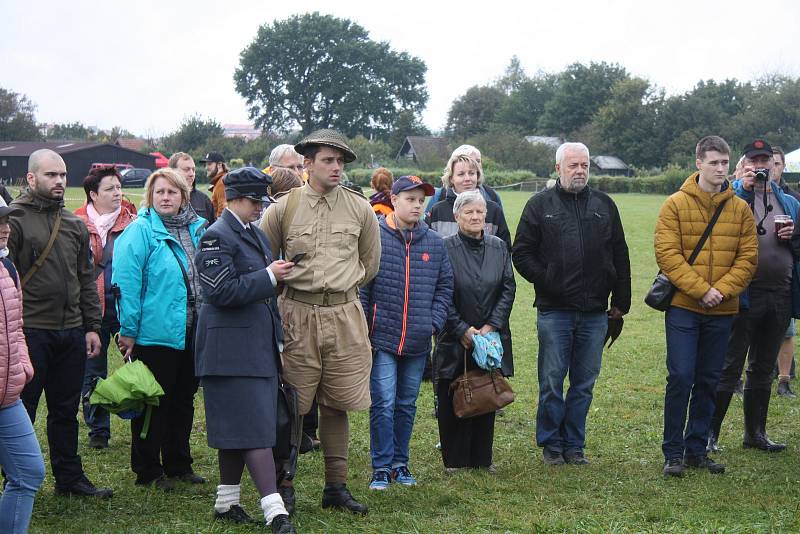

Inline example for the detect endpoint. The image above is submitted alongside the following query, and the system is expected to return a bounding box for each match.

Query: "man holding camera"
[709,139,800,454]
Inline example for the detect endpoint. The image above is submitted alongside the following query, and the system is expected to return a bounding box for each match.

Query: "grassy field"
[22,188,800,533]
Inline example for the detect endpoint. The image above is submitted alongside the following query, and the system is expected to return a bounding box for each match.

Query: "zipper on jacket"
[396,231,412,356]
[47,210,70,329]
[573,195,588,308]
[0,278,12,406]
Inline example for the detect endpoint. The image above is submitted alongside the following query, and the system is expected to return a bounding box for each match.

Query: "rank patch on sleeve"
[200,237,220,251]
[199,266,230,289]
[204,257,221,267]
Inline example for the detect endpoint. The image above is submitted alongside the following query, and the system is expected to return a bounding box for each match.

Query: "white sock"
[260,492,288,525]
[214,484,240,513]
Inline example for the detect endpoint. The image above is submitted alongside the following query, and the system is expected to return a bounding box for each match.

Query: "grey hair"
[452,189,486,215]
[269,144,301,166]
[555,142,590,166]
[453,144,481,160]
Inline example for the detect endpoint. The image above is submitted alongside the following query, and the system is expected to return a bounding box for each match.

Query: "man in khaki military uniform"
[261,129,380,515]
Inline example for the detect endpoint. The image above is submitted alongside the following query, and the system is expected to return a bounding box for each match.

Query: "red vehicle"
[91,162,134,172]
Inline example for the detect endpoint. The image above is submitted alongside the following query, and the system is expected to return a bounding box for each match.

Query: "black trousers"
[131,344,198,483]
[21,327,87,488]
[436,379,495,468]
[718,288,792,392]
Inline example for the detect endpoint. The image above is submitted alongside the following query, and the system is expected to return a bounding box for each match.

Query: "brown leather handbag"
[450,350,514,419]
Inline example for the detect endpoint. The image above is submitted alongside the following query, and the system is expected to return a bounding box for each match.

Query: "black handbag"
[645,199,727,311]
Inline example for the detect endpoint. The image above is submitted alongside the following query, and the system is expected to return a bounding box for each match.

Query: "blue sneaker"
[368,469,390,490]
[391,465,417,486]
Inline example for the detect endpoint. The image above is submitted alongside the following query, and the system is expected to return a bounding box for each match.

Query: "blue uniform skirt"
[201,376,277,450]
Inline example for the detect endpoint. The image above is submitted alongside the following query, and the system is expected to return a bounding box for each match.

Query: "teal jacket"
[112,207,206,349]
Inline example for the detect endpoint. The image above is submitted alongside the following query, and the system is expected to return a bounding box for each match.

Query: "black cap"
[223,167,272,202]
[743,139,773,159]
[0,206,24,219]
[199,151,225,164]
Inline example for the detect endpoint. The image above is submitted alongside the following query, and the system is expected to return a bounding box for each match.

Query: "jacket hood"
[680,172,733,208]
[379,212,429,244]
[11,188,64,212]
[369,191,393,208]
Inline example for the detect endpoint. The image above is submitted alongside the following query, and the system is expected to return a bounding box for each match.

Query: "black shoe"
[136,475,176,491]
[56,477,113,498]
[662,458,684,477]
[171,471,207,484]
[542,446,565,466]
[684,455,725,474]
[271,514,297,534]
[321,483,368,515]
[214,504,258,524]
[777,380,796,399]
[88,435,109,449]
[563,450,590,465]
[278,484,295,516]
[743,388,787,453]
[299,433,321,454]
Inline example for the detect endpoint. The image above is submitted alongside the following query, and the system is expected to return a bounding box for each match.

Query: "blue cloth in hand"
[472,331,503,370]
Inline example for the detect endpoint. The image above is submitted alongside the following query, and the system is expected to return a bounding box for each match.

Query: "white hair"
[269,144,302,166]
[452,189,486,216]
[453,144,481,159]
[555,142,590,166]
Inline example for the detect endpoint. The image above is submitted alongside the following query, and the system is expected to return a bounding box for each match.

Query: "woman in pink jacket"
[0,205,45,534]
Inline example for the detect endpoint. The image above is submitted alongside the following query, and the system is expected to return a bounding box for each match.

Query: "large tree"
[160,115,224,155]
[445,86,507,140]
[0,88,40,141]
[234,13,428,137]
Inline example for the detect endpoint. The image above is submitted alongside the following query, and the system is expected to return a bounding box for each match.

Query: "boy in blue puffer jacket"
[360,176,453,490]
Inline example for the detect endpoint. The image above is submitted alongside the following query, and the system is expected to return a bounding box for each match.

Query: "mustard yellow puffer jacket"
[654,173,758,315]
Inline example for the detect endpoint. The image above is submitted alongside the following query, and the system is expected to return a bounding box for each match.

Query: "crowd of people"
[0,129,796,532]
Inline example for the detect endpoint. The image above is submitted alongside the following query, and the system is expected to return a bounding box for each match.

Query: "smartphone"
[290,253,306,264]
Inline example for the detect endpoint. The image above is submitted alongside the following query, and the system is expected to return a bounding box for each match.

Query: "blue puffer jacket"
[733,179,800,315]
[360,215,454,358]
[112,207,206,349]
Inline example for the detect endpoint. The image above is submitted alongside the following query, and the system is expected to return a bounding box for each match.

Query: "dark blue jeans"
[369,351,427,470]
[536,310,607,453]
[662,307,734,460]
[81,317,118,440]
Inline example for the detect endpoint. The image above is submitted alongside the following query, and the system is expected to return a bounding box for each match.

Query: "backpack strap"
[279,187,302,255]
[1,258,19,288]
[21,209,62,288]
[93,232,118,280]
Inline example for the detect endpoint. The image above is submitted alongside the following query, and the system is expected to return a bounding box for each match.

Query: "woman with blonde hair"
[425,154,511,249]
[369,167,394,217]
[112,168,208,490]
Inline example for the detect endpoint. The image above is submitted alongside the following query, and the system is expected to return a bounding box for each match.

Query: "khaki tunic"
[261,183,381,412]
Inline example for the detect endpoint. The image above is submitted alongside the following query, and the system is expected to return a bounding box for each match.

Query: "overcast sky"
[3,0,799,138]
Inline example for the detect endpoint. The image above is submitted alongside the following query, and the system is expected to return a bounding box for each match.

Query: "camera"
[754,168,770,182]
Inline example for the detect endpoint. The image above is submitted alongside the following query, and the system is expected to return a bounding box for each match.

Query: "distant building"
[591,155,632,177]
[396,136,451,167]
[117,138,149,152]
[524,135,563,149]
[223,123,261,141]
[0,141,156,186]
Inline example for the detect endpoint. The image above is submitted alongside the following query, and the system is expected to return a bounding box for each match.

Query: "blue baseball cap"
[391,175,435,196]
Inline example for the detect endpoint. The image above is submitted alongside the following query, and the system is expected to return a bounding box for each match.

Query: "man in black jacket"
[512,142,631,466]
[9,149,113,498]
[169,152,215,223]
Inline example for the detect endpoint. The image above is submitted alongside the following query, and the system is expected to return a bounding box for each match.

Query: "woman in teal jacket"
[112,168,207,490]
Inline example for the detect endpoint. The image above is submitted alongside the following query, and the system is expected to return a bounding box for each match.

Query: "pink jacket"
[0,260,33,408]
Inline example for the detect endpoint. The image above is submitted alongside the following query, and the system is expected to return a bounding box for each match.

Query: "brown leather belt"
[285,287,359,307]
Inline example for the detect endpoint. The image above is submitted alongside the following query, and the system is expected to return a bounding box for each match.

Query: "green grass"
[24,189,800,533]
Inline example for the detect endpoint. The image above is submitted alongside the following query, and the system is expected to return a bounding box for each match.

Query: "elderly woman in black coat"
[194,168,296,533]
[434,189,516,472]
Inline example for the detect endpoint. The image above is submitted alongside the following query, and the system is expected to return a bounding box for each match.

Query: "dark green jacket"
[8,189,101,332]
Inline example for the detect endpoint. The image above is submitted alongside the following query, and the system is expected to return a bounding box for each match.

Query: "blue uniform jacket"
[112,207,206,349]
[360,215,453,358]
[733,179,800,316]
[194,209,282,377]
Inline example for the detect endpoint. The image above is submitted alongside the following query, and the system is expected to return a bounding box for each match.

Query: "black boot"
[743,388,786,452]
[707,391,733,454]
[321,483,368,515]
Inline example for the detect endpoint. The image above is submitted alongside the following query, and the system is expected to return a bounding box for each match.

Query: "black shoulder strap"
[2,257,19,288]
[687,199,728,266]
[93,233,118,280]
[166,241,195,308]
